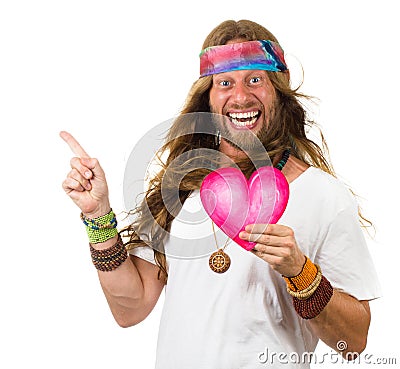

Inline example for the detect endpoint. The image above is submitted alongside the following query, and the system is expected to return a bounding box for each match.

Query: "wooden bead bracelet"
[89,236,128,272]
[283,257,333,319]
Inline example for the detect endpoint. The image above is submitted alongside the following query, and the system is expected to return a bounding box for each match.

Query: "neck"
[218,138,285,167]
[281,156,310,183]
[219,139,309,183]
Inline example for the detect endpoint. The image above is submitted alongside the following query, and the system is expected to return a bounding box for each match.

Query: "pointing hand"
[60,131,110,218]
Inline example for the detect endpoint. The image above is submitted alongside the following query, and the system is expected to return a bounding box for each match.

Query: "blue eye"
[250,77,261,84]
[219,80,230,87]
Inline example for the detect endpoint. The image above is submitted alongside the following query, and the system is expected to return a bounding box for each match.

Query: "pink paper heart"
[200,166,289,251]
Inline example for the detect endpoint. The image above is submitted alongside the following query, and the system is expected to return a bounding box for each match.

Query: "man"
[62,20,380,368]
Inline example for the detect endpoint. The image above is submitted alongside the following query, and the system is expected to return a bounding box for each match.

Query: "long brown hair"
[122,20,355,281]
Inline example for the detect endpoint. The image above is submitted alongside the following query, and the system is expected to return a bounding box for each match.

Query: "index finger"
[245,223,289,236]
[60,131,90,158]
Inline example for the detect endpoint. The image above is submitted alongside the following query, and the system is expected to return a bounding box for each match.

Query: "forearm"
[92,236,146,327]
[241,223,373,358]
[284,257,371,357]
[83,211,164,327]
[308,290,371,357]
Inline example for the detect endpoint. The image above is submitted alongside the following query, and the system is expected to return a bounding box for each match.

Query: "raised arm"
[60,131,164,327]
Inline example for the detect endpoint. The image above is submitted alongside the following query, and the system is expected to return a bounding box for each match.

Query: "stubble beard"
[212,107,273,153]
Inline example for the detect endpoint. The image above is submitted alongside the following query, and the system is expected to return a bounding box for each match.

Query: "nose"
[231,81,251,104]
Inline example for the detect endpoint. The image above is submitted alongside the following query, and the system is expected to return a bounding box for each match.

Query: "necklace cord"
[211,221,230,251]
[210,149,290,251]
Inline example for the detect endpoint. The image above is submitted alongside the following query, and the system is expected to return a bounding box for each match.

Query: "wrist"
[283,256,318,292]
[81,208,118,244]
[282,257,334,320]
[90,235,119,250]
[83,203,111,219]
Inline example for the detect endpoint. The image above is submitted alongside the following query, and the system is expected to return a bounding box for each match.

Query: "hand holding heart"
[240,223,305,277]
[200,165,305,276]
[200,166,290,250]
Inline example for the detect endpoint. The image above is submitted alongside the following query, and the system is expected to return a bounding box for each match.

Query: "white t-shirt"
[130,167,381,369]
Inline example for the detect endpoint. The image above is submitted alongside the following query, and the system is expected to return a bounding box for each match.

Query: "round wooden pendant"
[209,249,231,273]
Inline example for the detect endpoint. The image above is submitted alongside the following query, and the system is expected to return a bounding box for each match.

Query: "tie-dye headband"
[199,40,287,77]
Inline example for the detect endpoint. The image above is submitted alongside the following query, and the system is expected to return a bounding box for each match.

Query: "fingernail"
[85,171,92,178]
[239,231,246,239]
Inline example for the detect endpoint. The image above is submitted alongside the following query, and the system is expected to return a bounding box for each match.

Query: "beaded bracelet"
[80,210,117,229]
[283,257,333,319]
[81,209,118,244]
[283,257,319,292]
[287,265,323,300]
[90,236,128,272]
[292,275,334,319]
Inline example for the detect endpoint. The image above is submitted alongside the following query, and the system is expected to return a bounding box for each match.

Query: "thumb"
[80,157,105,178]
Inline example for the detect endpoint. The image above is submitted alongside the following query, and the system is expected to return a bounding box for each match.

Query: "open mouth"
[226,110,261,129]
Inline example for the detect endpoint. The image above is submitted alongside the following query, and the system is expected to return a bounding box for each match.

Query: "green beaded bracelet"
[81,209,118,244]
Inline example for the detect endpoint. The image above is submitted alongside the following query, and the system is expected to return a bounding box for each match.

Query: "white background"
[1,0,399,368]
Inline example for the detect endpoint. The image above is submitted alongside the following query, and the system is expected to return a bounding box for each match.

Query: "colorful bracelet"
[81,209,118,244]
[287,265,323,300]
[90,236,128,272]
[283,257,318,292]
[292,275,334,319]
[283,257,333,319]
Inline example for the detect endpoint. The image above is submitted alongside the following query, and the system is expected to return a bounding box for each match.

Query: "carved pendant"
[209,249,231,273]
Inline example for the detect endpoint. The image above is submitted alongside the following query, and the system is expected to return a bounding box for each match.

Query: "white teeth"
[228,111,259,127]
[231,117,257,127]
[228,111,258,119]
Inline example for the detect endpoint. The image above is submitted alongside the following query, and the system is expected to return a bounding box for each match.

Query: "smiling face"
[209,68,276,152]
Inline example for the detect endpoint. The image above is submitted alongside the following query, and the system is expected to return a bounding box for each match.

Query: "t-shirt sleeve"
[128,246,158,265]
[314,196,381,301]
